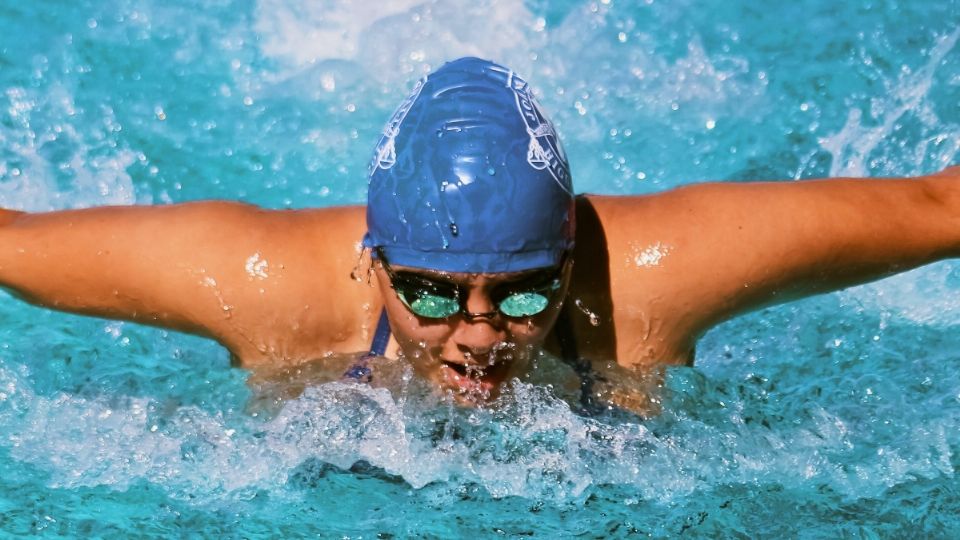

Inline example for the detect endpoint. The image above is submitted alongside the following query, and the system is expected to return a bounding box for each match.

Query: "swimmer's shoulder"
[239,203,367,265]
[568,193,700,370]
[196,204,383,368]
[158,200,367,236]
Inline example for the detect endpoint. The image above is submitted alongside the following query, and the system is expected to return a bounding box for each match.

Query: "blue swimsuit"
[340,310,391,383]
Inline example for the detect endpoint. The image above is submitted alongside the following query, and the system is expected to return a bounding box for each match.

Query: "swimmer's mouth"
[440,359,512,391]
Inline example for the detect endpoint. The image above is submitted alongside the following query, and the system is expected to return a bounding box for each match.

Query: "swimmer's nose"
[456,342,493,363]
[453,320,505,365]
[463,288,497,317]
[449,289,505,362]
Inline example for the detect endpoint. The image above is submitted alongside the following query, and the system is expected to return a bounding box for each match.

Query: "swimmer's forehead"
[389,263,557,283]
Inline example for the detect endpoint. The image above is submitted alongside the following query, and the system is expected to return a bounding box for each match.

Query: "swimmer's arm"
[0,202,268,342]
[598,165,960,361]
[0,202,373,362]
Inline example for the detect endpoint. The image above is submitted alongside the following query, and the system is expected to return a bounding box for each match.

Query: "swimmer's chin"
[437,372,503,407]
[446,390,496,408]
[434,358,525,406]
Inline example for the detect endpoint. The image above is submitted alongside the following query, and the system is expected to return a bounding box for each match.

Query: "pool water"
[1,0,959,536]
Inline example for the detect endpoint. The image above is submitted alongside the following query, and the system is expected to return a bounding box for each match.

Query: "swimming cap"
[363,57,574,273]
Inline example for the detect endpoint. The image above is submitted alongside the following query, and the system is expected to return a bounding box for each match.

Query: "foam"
[840,261,960,326]
[1,358,955,506]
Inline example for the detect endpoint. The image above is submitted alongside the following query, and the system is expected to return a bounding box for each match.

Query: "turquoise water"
[1,0,960,536]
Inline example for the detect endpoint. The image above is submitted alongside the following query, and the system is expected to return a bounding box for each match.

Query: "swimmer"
[0,57,957,413]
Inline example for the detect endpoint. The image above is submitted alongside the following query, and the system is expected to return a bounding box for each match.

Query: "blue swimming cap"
[363,57,574,273]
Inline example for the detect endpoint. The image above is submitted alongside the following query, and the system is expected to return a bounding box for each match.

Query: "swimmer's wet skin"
[0,57,958,414]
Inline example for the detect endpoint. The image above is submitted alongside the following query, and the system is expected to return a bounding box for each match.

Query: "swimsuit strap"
[368,309,392,356]
[341,309,391,383]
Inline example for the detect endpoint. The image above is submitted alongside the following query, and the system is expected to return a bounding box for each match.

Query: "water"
[1,0,959,536]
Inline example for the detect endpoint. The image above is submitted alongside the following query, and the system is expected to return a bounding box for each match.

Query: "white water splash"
[840,261,960,326]
[1,360,955,506]
[253,0,540,83]
[0,85,144,211]
[255,0,423,65]
[819,28,960,177]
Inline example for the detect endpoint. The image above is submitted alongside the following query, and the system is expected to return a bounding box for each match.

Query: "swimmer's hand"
[587,361,665,418]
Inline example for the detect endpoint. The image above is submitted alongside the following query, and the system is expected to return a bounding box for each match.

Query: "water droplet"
[350,248,370,282]
[575,298,601,326]
[487,167,496,176]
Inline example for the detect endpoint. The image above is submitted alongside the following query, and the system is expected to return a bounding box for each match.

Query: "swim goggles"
[375,248,568,319]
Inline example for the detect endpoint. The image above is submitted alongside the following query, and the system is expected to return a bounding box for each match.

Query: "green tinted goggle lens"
[403,291,460,318]
[497,291,550,317]
[393,278,559,319]
[378,247,564,320]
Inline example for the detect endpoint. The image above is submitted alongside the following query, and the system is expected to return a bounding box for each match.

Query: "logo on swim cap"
[507,72,572,195]
[372,77,426,172]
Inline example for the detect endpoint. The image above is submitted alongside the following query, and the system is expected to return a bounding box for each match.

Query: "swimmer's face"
[374,260,572,404]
